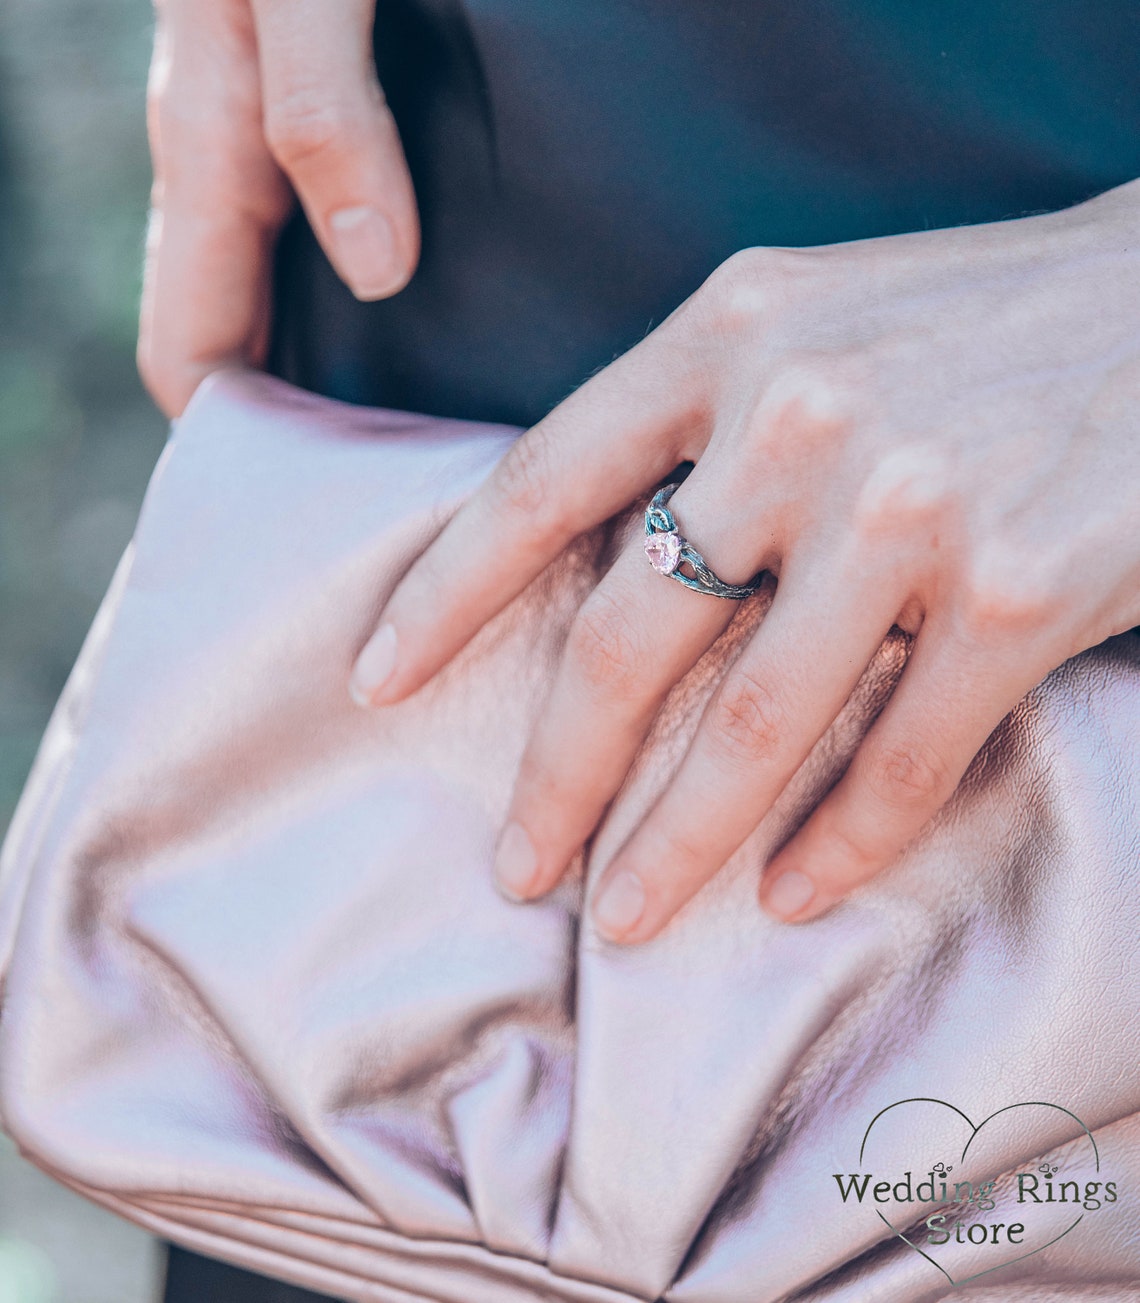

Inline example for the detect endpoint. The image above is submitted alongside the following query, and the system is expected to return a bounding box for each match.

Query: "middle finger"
[492,481,755,902]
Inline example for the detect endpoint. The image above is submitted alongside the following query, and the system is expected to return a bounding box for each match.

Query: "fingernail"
[592,870,646,940]
[350,623,398,707]
[763,869,816,920]
[494,822,538,900]
[328,207,406,299]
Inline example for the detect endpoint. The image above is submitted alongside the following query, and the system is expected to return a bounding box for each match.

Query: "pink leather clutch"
[1,369,1138,1301]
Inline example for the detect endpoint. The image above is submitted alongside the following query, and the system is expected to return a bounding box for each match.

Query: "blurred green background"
[0,0,165,1297]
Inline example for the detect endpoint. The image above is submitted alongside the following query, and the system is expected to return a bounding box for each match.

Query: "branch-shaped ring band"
[642,484,762,599]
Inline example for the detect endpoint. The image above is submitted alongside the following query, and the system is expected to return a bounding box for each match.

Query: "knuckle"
[394,540,449,609]
[708,245,800,299]
[490,431,560,528]
[567,591,644,697]
[747,353,860,461]
[151,89,231,156]
[513,750,562,811]
[852,445,955,539]
[771,355,855,420]
[652,823,711,876]
[264,89,362,167]
[705,246,767,293]
[863,739,950,809]
[960,550,1058,636]
[149,46,262,145]
[811,817,883,890]
[150,89,283,215]
[700,247,791,331]
[819,816,875,874]
[707,670,786,766]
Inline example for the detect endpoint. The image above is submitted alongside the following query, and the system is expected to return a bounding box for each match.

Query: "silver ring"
[643,483,762,599]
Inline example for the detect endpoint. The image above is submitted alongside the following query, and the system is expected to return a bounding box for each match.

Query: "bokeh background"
[0,0,166,1297]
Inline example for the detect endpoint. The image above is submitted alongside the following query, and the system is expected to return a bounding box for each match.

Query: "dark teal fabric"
[163,1243,340,1302]
[270,0,1140,424]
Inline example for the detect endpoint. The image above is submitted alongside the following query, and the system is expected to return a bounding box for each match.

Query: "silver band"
[643,484,762,599]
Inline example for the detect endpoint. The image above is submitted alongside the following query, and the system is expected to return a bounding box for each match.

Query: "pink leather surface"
[1,369,1138,1301]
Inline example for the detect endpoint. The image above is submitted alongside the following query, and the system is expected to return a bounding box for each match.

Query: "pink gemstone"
[645,531,682,575]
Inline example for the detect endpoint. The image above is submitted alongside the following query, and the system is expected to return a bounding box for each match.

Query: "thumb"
[251,0,420,300]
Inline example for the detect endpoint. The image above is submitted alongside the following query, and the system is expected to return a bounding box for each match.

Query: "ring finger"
[492,472,764,902]
[587,543,903,942]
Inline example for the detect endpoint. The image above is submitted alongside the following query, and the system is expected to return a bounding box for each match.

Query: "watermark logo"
[833,1098,1119,1288]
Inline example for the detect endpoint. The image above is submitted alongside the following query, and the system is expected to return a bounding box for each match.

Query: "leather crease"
[1,371,1137,1302]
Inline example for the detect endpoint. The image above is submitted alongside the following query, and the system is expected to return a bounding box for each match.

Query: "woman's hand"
[138,0,419,417]
[351,179,1140,937]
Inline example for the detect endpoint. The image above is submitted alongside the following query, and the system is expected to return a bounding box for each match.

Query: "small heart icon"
[847,1097,1104,1288]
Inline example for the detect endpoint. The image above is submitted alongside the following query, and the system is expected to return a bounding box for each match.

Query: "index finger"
[350,329,708,707]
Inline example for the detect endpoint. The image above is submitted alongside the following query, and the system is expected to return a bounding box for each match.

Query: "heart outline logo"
[857,1097,1100,1289]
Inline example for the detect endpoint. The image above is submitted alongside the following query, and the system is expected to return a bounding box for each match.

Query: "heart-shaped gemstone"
[645,531,683,575]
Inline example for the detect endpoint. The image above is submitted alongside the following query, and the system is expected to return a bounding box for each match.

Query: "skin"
[139,0,419,417]
[140,3,1140,939]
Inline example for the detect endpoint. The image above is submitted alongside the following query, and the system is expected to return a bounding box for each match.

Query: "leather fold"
[1,370,1137,1302]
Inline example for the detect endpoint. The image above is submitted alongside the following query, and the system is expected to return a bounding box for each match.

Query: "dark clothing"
[271,0,1140,429]
[172,3,1140,1299]
[163,1243,340,1302]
